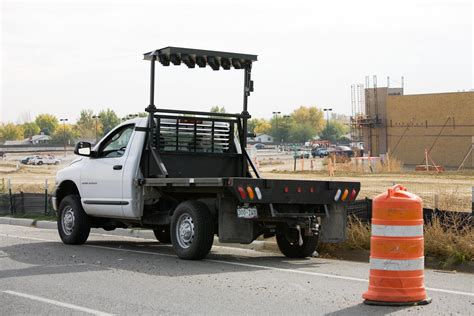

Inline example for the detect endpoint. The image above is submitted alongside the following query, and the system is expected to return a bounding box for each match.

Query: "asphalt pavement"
[0,224,472,315]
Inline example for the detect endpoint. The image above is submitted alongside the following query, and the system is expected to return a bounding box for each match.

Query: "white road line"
[1,233,473,298]
[2,290,113,316]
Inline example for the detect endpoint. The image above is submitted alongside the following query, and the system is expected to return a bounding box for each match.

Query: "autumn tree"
[99,109,121,136]
[0,123,24,141]
[291,106,324,134]
[35,114,58,135]
[319,121,348,143]
[248,118,271,135]
[22,122,41,138]
[75,109,102,140]
[51,124,78,145]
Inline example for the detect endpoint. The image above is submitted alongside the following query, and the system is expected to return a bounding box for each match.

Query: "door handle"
[113,165,122,170]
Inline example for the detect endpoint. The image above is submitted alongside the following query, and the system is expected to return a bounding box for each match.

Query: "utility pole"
[272,111,281,144]
[92,115,101,144]
[59,118,68,157]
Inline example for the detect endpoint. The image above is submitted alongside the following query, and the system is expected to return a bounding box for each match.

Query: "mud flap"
[218,197,255,244]
[319,203,347,243]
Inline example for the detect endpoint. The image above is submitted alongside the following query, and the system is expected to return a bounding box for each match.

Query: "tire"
[37,161,43,165]
[57,194,90,245]
[320,154,324,158]
[170,200,214,260]
[153,226,171,244]
[276,228,319,258]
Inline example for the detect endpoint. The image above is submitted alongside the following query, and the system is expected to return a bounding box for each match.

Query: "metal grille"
[156,116,234,153]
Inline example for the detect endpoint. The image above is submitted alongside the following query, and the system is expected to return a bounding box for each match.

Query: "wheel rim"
[62,206,75,236]
[176,213,194,249]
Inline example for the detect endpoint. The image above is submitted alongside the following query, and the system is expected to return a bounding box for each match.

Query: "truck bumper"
[51,188,58,211]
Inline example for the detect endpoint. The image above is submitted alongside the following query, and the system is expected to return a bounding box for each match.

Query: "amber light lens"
[246,186,255,200]
[341,189,349,201]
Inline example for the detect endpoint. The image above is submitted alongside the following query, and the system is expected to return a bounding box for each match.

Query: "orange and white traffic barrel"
[363,184,431,306]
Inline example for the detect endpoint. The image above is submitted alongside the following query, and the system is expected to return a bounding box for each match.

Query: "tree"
[288,122,314,143]
[0,123,24,142]
[248,118,271,135]
[75,109,102,140]
[99,109,121,136]
[22,122,40,138]
[35,114,58,135]
[269,115,294,143]
[210,106,226,113]
[319,121,348,143]
[51,124,78,145]
[291,106,324,134]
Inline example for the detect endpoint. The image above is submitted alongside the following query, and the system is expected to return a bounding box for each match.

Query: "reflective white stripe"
[371,224,423,237]
[370,258,424,271]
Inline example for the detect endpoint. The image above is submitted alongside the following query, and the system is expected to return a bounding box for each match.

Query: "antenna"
[387,76,390,88]
[401,76,404,90]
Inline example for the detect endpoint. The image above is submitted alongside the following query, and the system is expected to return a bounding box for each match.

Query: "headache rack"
[142,47,259,179]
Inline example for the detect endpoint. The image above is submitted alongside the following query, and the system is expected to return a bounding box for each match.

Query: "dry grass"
[321,214,473,264]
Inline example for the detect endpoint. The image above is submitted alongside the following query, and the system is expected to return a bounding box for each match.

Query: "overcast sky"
[1,0,472,123]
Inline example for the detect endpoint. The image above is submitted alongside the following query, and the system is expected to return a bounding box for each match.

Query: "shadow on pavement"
[324,303,410,316]
[0,238,331,280]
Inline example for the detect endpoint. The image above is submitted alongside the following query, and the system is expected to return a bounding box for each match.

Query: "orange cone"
[363,184,431,306]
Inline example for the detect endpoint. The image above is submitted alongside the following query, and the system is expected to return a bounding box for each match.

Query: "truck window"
[98,124,135,158]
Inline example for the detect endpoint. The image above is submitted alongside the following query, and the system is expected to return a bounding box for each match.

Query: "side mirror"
[74,141,92,157]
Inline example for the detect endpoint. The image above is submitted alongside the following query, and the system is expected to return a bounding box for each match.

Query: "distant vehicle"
[312,148,329,158]
[29,156,61,165]
[20,155,40,164]
[254,143,265,150]
[294,150,310,159]
[334,146,354,157]
[0,151,5,158]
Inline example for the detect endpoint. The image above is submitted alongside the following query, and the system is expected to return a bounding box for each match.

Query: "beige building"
[355,89,473,168]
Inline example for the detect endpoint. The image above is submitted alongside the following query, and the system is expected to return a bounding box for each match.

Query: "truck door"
[80,124,135,217]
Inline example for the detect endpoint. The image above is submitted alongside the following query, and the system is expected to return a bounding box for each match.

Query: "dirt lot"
[1,150,473,212]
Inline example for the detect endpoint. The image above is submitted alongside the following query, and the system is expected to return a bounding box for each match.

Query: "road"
[0,224,472,315]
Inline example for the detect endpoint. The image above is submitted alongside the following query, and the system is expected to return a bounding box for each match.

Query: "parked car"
[334,146,354,158]
[311,148,329,158]
[20,155,40,164]
[293,150,310,159]
[0,151,6,158]
[29,156,61,165]
[254,143,265,150]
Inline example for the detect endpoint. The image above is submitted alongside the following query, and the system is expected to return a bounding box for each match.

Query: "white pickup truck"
[53,47,360,260]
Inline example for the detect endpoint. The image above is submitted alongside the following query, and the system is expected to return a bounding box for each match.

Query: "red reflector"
[237,186,247,199]
[349,189,357,200]
[297,187,302,193]
[284,186,289,193]
[309,187,315,193]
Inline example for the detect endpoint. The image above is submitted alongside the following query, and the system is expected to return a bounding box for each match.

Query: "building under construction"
[351,77,474,169]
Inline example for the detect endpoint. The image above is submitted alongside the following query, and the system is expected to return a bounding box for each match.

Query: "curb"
[0,217,278,253]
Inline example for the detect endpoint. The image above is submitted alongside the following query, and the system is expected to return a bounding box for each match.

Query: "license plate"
[237,206,258,219]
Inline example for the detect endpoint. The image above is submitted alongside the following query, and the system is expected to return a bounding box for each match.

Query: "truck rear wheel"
[276,229,318,258]
[57,194,90,245]
[153,226,171,244]
[170,201,214,260]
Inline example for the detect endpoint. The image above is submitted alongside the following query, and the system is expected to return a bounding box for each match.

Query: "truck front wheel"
[171,201,214,260]
[57,194,91,245]
[276,229,318,258]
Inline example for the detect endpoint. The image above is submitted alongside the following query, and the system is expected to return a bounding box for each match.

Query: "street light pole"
[59,118,68,157]
[272,111,281,144]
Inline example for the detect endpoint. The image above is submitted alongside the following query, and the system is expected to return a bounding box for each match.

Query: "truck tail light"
[334,189,342,202]
[349,189,357,201]
[237,186,247,199]
[246,186,255,200]
[309,187,315,193]
[341,189,349,201]
[254,187,262,200]
[284,186,289,193]
[297,187,302,193]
